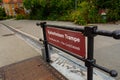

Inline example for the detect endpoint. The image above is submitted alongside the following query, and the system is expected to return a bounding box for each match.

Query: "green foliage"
[23,0,31,9]
[96,0,120,22]
[70,1,101,25]
[47,0,74,20]
[23,0,74,20]
[88,5,101,23]
[96,0,120,9]
[105,0,120,22]
[23,0,120,25]
[23,0,48,19]
[0,7,6,20]
[16,14,26,20]
[107,9,120,22]
[71,10,87,25]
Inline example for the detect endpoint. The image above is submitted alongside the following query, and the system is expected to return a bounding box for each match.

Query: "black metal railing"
[37,22,120,80]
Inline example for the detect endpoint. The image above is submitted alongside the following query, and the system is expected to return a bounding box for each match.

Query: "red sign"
[46,27,86,58]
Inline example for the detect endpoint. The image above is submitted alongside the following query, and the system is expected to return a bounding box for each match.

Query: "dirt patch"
[0,56,67,80]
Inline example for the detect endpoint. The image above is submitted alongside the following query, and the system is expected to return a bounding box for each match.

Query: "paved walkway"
[0,24,67,80]
[0,24,40,67]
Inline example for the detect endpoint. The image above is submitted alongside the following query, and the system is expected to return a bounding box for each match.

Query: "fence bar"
[37,23,120,39]
[40,22,50,62]
[46,24,84,33]
[84,27,96,80]
[87,37,94,80]
[95,30,120,39]
[93,64,118,77]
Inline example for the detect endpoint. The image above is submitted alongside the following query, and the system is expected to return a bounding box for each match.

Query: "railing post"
[84,26,97,80]
[40,22,50,63]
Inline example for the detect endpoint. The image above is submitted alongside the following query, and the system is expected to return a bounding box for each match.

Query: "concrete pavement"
[0,23,67,80]
[0,23,40,67]
[1,20,120,38]
[0,20,120,80]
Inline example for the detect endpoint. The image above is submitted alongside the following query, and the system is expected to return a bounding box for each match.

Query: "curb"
[2,23,44,53]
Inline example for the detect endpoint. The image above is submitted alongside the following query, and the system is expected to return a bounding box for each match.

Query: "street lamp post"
[75,0,77,10]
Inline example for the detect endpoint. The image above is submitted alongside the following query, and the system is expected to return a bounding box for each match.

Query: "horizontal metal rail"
[37,22,120,39]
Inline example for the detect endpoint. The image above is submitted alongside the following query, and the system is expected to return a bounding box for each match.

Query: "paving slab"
[0,56,67,80]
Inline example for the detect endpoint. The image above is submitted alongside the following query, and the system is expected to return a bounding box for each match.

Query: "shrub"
[16,14,26,20]
[23,0,74,20]
[71,10,87,25]
[0,7,6,20]
[58,15,70,21]
[70,1,104,25]
[107,9,120,22]
[70,1,90,25]
[23,0,120,24]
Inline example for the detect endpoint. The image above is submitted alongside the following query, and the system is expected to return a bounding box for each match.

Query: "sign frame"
[46,27,86,58]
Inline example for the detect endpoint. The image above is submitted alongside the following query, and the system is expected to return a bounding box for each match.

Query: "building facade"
[3,0,24,16]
